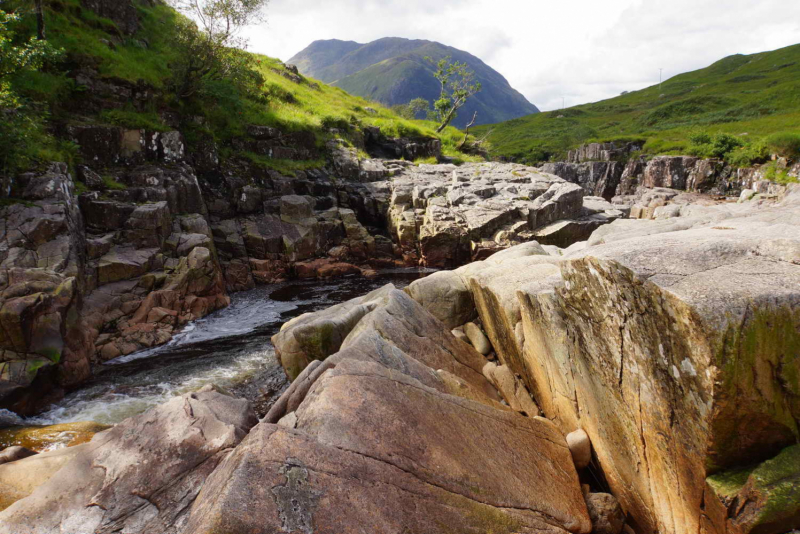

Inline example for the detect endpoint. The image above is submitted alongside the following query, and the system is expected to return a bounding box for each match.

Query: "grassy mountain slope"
[474,44,800,164]
[288,37,539,128]
[3,1,477,179]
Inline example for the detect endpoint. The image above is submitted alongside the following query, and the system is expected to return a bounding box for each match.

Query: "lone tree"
[167,0,269,97]
[426,56,481,133]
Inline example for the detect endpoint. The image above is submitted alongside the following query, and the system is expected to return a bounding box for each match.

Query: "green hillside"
[474,44,800,165]
[288,38,539,128]
[1,1,477,180]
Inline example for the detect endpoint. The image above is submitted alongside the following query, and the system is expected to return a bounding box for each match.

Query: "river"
[22,270,431,429]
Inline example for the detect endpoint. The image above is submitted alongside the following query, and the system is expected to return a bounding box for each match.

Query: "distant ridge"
[289,37,539,128]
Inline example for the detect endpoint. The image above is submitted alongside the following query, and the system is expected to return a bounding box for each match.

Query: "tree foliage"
[426,56,481,133]
[0,9,59,107]
[167,0,268,98]
[0,9,62,176]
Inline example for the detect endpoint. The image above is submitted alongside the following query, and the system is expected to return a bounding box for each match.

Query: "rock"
[404,270,476,329]
[516,197,800,533]
[0,444,86,512]
[642,156,699,190]
[275,286,500,404]
[585,493,626,534]
[566,429,592,469]
[0,446,35,466]
[97,247,158,284]
[387,162,590,268]
[184,359,591,534]
[0,389,257,533]
[482,362,541,416]
[704,443,800,534]
[541,161,624,200]
[739,188,756,203]
[464,322,492,355]
[451,327,470,344]
[76,165,105,190]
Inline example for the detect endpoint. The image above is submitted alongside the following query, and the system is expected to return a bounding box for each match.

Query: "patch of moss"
[751,445,800,523]
[707,465,755,498]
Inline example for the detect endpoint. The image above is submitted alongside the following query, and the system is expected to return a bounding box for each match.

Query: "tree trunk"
[35,0,46,40]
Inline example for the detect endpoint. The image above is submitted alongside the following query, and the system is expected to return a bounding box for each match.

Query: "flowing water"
[24,269,432,429]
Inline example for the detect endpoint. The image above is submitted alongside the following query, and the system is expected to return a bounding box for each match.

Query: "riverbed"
[23,270,431,430]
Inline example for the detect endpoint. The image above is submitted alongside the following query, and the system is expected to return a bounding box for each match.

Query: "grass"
[474,43,800,165]
[3,0,480,180]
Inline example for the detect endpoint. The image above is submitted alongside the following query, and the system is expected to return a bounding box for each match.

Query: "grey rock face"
[387,162,609,268]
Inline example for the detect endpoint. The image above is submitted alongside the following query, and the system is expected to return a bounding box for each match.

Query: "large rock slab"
[386,162,591,268]
[515,196,800,534]
[0,388,257,533]
[184,360,591,534]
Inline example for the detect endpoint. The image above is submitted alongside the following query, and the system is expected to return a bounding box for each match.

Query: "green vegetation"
[474,43,800,166]
[289,37,539,129]
[427,56,482,132]
[0,0,478,182]
[708,445,800,530]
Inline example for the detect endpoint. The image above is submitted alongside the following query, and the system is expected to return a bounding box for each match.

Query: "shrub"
[765,132,800,159]
[726,140,769,167]
[688,131,742,159]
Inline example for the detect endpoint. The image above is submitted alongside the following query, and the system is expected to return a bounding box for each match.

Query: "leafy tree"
[167,0,268,98]
[0,10,58,107]
[426,56,481,133]
[0,9,61,176]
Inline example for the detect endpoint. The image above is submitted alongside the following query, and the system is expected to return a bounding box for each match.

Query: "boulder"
[0,388,257,533]
[516,201,800,534]
[586,493,626,534]
[386,162,590,268]
[0,444,86,512]
[404,270,477,329]
[184,360,591,534]
[566,429,592,470]
[464,322,492,355]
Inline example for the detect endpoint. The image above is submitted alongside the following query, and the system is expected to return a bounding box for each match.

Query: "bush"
[688,131,743,159]
[726,140,769,167]
[765,132,800,159]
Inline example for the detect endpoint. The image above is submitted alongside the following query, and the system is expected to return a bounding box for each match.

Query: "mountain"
[473,43,800,163]
[288,37,539,128]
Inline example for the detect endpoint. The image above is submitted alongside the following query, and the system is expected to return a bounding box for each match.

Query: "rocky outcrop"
[185,361,589,534]
[0,386,257,532]
[386,162,620,268]
[567,142,642,164]
[392,185,800,534]
[541,161,624,200]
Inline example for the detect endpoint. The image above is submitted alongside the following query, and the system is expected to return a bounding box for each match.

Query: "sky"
[242,0,800,111]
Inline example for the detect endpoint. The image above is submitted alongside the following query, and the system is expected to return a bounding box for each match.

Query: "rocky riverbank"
[1,182,797,534]
[1,122,637,416]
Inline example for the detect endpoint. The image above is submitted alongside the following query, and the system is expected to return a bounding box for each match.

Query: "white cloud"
[243,0,800,111]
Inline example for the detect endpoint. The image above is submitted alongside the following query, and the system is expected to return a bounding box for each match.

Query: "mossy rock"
[707,444,800,534]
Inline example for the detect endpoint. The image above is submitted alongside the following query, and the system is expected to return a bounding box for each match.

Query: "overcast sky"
[242,0,800,111]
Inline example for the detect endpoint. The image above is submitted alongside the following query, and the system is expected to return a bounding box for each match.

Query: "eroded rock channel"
[0,139,798,533]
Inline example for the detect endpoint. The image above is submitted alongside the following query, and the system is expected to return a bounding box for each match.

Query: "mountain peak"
[288,37,538,128]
